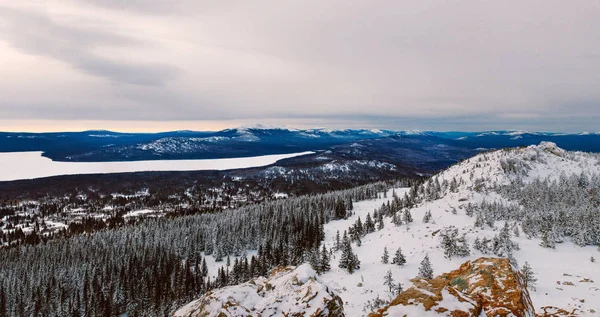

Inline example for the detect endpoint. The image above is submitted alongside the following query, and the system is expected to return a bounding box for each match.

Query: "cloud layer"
[0,0,599,131]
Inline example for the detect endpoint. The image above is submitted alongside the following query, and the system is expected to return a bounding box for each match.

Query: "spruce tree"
[440,226,470,259]
[521,261,537,290]
[381,247,389,264]
[422,210,432,223]
[320,245,331,273]
[377,213,384,230]
[417,254,433,279]
[365,213,375,233]
[391,247,406,266]
[396,282,403,295]
[309,247,321,274]
[403,209,413,224]
[383,269,395,293]
[201,258,208,277]
[338,239,360,274]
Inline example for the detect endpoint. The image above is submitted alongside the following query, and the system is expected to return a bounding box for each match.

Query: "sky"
[0,0,599,132]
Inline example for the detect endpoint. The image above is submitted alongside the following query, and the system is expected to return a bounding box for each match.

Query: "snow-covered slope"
[316,142,600,316]
[432,141,600,186]
[173,264,344,317]
[180,142,600,316]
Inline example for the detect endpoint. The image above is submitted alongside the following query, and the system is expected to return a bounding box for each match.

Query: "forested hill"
[1,128,599,162]
[179,142,600,316]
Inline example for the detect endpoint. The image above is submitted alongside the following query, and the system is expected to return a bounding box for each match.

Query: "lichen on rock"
[369,257,536,317]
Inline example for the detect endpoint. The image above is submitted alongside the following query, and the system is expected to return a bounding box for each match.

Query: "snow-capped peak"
[432,142,599,192]
[236,124,297,131]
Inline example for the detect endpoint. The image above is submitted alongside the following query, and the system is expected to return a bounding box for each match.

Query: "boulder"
[369,257,535,317]
[173,264,344,317]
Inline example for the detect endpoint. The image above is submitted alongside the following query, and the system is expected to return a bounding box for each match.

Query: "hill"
[180,142,600,316]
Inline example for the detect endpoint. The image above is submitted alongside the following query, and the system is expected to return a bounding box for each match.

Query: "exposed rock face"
[173,264,345,317]
[369,257,535,317]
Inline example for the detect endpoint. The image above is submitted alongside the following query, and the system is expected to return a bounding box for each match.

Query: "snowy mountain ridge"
[176,142,600,316]
[432,141,600,190]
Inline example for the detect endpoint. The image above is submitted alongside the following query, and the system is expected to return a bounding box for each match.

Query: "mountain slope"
[311,143,600,315]
[173,142,600,316]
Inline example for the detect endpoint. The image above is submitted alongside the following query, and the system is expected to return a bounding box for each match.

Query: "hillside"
[183,142,600,316]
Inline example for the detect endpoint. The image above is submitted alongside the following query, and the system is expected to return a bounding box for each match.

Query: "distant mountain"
[1,128,599,162]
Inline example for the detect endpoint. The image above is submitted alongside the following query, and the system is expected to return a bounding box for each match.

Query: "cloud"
[0,0,599,131]
[0,5,179,86]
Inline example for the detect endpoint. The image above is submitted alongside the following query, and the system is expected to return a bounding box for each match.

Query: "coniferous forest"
[0,180,408,316]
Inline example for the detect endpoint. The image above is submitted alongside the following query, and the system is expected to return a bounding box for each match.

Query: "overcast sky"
[0,0,599,132]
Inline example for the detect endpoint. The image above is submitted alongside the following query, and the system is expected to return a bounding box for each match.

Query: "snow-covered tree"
[417,254,434,279]
[396,282,404,295]
[391,247,406,266]
[381,247,389,264]
[521,261,537,290]
[383,269,395,293]
[422,210,432,223]
[439,226,470,259]
[403,209,413,224]
[320,245,331,273]
[339,239,360,274]
[493,222,519,257]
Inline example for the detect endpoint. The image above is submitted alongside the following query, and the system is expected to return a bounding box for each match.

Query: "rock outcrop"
[173,264,345,317]
[369,257,535,317]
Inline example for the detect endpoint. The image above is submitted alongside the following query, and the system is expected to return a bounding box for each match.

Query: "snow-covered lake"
[0,151,312,182]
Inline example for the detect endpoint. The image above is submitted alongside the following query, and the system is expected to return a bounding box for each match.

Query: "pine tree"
[403,209,413,224]
[422,210,432,223]
[396,282,403,295]
[355,217,364,236]
[391,247,406,266]
[494,222,519,256]
[226,255,231,267]
[521,262,537,290]
[417,254,433,279]
[201,258,208,277]
[440,226,470,259]
[338,239,360,274]
[377,212,384,230]
[309,247,321,274]
[320,245,331,273]
[335,230,341,251]
[392,212,402,226]
[335,200,347,219]
[381,247,389,264]
[383,269,395,293]
[365,213,375,233]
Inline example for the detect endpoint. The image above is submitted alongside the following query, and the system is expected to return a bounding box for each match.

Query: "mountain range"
[2,128,599,163]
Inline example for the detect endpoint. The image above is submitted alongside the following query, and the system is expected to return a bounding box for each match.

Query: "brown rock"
[369,257,535,317]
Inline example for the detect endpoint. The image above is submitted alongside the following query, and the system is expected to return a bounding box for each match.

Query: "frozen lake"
[0,151,312,182]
